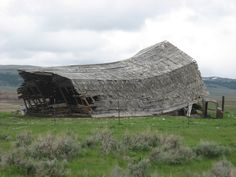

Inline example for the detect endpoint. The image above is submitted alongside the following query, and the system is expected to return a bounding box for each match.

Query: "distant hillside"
[203,77,236,90]
[202,77,236,100]
[0,65,39,88]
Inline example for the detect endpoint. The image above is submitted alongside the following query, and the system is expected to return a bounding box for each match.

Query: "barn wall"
[17,41,208,117]
[71,62,207,117]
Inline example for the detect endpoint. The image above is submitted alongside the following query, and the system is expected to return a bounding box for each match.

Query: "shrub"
[210,160,232,177]
[101,135,120,154]
[2,133,79,177]
[30,134,55,160]
[36,159,68,177]
[195,141,230,158]
[55,135,79,160]
[159,134,182,151]
[109,165,128,177]
[150,135,194,164]
[2,148,26,165]
[3,149,68,177]
[87,129,120,154]
[19,158,36,176]
[15,132,32,147]
[2,149,36,175]
[30,134,80,160]
[0,134,11,141]
[128,159,150,177]
[150,145,194,164]
[192,160,233,177]
[123,131,160,151]
[83,135,98,148]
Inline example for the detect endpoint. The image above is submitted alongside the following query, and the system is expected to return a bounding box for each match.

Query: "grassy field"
[0,85,236,177]
[207,86,236,114]
[0,112,236,177]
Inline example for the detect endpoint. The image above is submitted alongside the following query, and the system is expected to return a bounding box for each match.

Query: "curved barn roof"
[20,41,194,80]
[18,40,208,117]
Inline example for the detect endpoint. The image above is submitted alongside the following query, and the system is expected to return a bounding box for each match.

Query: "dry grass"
[0,90,22,112]
[0,101,21,112]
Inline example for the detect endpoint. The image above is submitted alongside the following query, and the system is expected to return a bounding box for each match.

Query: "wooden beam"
[204,101,208,118]
[186,104,192,117]
[222,96,225,112]
[23,99,28,110]
[59,87,72,113]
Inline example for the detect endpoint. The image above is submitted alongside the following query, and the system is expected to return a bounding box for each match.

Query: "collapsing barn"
[17,41,208,117]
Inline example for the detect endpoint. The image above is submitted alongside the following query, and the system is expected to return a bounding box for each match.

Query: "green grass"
[0,112,236,177]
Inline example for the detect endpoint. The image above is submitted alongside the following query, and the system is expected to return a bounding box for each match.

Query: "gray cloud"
[0,0,236,78]
[4,0,189,31]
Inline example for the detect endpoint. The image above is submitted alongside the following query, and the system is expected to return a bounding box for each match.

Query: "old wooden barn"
[17,41,208,117]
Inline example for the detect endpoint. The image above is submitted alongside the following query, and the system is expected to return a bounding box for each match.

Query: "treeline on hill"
[203,77,236,90]
[0,65,38,88]
[0,73,23,87]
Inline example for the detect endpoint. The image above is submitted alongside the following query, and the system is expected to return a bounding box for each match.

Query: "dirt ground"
[0,90,22,112]
[0,100,22,112]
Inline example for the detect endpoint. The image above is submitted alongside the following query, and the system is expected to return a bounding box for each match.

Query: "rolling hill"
[202,77,236,99]
[0,65,41,88]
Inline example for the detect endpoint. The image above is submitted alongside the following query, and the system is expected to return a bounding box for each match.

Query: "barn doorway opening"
[18,71,93,116]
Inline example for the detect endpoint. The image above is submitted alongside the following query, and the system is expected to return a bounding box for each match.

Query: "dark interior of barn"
[17,71,93,116]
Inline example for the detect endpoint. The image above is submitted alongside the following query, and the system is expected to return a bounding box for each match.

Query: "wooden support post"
[118,98,120,124]
[71,89,79,105]
[23,99,28,110]
[204,101,208,118]
[187,104,192,117]
[216,102,219,119]
[35,85,48,106]
[222,96,225,112]
[27,100,33,107]
[82,97,92,113]
[65,87,79,106]
[59,87,72,113]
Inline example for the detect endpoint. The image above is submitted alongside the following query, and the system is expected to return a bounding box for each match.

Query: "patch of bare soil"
[0,91,22,112]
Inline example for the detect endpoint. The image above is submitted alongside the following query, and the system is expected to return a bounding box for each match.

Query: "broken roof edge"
[17,40,199,81]
[18,61,198,81]
[133,40,192,59]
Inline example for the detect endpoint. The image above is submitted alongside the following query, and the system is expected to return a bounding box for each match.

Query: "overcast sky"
[0,0,236,78]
